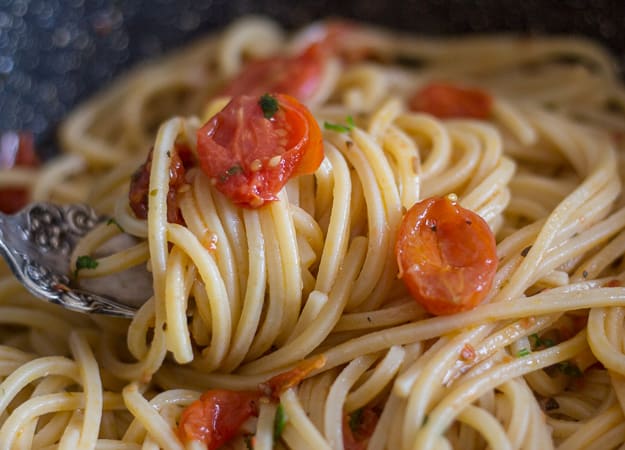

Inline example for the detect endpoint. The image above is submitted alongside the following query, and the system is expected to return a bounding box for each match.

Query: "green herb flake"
[259,94,279,119]
[274,404,288,440]
[517,348,531,358]
[244,434,254,450]
[324,116,355,133]
[529,333,555,349]
[149,189,158,196]
[75,255,98,278]
[349,408,363,432]
[219,165,243,183]
[106,217,124,232]
[558,362,583,378]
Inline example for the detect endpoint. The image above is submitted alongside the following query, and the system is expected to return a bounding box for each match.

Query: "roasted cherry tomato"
[177,356,325,447]
[177,389,260,449]
[0,132,40,213]
[197,93,323,208]
[219,21,379,101]
[220,44,326,101]
[409,82,493,119]
[128,144,193,224]
[395,196,497,315]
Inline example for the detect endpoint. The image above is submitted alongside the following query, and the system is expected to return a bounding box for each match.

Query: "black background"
[1,0,624,158]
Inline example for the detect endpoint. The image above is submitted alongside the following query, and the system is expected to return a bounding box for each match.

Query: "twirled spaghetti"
[2,16,625,450]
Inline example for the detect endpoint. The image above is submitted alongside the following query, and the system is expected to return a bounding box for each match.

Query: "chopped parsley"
[219,165,243,183]
[149,189,158,196]
[529,333,555,349]
[324,115,355,133]
[517,348,531,358]
[74,255,98,277]
[558,361,582,378]
[244,434,254,450]
[259,94,279,119]
[106,217,124,232]
[274,404,287,440]
[349,408,363,432]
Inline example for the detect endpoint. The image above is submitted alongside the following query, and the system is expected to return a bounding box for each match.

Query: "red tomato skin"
[177,390,260,449]
[128,144,190,224]
[196,94,323,208]
[259,355,326,400]
[0,132,40,214]
[220,44,326,101]
[409,82,493,119]
[396,197,497,315]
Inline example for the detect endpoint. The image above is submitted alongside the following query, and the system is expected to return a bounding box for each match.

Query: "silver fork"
[0,203,152,318]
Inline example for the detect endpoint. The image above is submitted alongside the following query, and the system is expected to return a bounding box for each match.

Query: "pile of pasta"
[2,16,625,450]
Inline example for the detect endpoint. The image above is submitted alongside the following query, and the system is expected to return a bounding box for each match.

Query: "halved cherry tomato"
[128,143,193,224]
[220,43,326,101]
[177,356,326,447]
[196,93,323,208]
[395,196,497,315]
[219,21,379,101]
[177,389,260,449]
[0,132,40,213]
[409,82,493,119]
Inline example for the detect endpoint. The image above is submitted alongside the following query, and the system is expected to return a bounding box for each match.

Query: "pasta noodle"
[2,15,625,449]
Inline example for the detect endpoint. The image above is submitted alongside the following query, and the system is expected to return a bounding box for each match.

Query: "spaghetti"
[2,16,625,449]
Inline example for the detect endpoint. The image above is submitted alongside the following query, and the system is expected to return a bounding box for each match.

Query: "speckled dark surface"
[1,0,624,158]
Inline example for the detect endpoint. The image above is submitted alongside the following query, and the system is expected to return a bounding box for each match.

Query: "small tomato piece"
[220,44,326,101]
[0,132,40,213]
[409,82,493,119]
[396,196,497,315]
[177,389,260,449]
[259,355,326,401]
[342,407,379,450]
[128,144,192,224]
[197,93,323,208]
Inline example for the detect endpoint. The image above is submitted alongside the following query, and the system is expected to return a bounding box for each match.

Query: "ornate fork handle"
[0,203,136,318]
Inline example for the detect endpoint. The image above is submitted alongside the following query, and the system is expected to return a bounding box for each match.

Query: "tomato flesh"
[0,132,40,213]
[128,144,192,224]
[396,196,497,315]
[220,44,326,101]
[259,355,326,400]
[177,389,260,449]
[196,93,323,208]
[178,356,325,446]
[219,21,378,101]
[409,82,493,119]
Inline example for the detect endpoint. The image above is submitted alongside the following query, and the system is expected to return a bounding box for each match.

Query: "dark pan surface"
[1,0,624,158]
